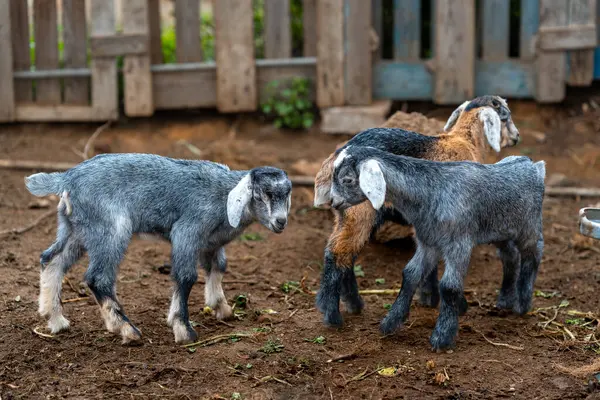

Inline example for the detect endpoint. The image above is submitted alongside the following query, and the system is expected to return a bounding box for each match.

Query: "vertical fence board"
[214,0,257,112]
[393,0,420,60]
[63,0,89,104]
[481,0,509,60]
[434,0,475,104]
[567,0,596,86]
[265,0,291,58]
[90,0,118,119]
[34,0,60,104]
[148,0,163,64]
[536,0,567,102]
[175,0,202,62]
[345,0,372,105]
[303,0,317,57]
[122,0,153,116]
[520,0,539,60]
[316,0,344,107]
[372,0,382,60]
[9,0,31,103]
[0,0,15,121]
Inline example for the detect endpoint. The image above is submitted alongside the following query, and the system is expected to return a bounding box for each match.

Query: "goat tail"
[24,172,64,197]
[534,160,546,180]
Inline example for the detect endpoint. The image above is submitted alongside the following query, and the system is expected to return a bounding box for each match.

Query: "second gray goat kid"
[25,153,292,345]
[330,147,545,350]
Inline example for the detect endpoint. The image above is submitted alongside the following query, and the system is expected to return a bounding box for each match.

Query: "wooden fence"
[0,0,598,123]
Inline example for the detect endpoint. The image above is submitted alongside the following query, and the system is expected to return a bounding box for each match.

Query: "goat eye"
[492,100,499,108]
[342,177,354,185]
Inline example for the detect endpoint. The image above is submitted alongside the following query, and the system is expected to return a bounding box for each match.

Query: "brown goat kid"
[313,96,521,328]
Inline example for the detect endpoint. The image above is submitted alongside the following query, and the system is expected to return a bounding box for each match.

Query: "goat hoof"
[172,320,198,344]
[215,303,233,320]
[48,314,70,334]
[342,295,364,315]
[496,296,515,311]
[512,302,531,316]
[429,329,456,352]
[323,311,343,328]
[121,323,143,346]
[379,316,402,335]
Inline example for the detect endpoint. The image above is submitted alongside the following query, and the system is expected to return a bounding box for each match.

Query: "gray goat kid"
[25,154,292,345]
[330,147,545,350]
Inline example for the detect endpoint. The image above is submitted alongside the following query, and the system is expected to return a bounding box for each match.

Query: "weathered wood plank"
[433,0,475,104]
[538,25,596,50]
[63,0,89,105]
[90,0,118,120]
[214,0,257,112]
[0,0,15,121]
[536,0,567,102]
[316,0,344,107]
[373,60,535,100]
[122,0,153,117]
[372,0,383,60]
[393,0,420,60]
[481,0,509,60]
[175,0,202,62]
[153,69,216,109]
[15,104,106,121]
[9,0,32,103]
[265,0,291,58]
[34,0,60,104]
[148,0,163,64]
[567,0,596,86]
[303,0,317,57]
[520,0,539,60]
[90,34,149,58]
[345,0,372,105]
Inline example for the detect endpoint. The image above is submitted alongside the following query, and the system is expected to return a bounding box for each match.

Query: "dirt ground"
[1,99,600,400]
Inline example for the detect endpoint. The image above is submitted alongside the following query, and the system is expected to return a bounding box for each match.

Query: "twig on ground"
[32,326,55,339]
[0,209,55,238]
[0,159,77,171]
[62,296,89,303]
[545,187,600,197]
[83,121,112,160]
[63,277,78,294]
[327,353,358,363]
[252,375,292,387]
[182,332,254,348]
[344,367,384,386]
[271,309,299,325]
[477,331,524,351]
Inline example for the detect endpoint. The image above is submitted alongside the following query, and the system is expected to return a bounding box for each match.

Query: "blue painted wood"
[520,0,539,60]
[482,0,509,60]
[373,60,535,100]
[393,0,421,60]
[594,48,600,79]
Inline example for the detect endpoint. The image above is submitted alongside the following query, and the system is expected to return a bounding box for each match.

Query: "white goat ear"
[443,100,470,131]
[359,159,386,210]
[479,108,502,152]
[227,174,252,228]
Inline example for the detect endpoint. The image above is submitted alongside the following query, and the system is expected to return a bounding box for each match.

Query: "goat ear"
[227,174,252,228]
[479,108,502,152]
[313,155,335,207]
[314,181,332,207]
[443,100,470,131]
[359,159,386,210]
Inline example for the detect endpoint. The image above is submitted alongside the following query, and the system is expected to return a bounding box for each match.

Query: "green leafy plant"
[375,278,386,285]
[261,77,315,129]
[280,281,300,294]
[260,338,284,354]
[304,336,326,345]
[353,265,365,278]
[240,232,263,241]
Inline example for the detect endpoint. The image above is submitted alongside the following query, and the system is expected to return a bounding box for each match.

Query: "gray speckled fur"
[331,148,545,351]
[25,153,292,344]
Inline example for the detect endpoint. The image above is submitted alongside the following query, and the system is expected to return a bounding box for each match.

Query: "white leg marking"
[172,319,195,344]
[167,291,181,327]
[120,322,142,344]
[205,271,232,320]
[100,299,125,333]
[39,258,70,332]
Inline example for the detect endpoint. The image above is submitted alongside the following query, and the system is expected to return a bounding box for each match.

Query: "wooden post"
[303,0,317,57]
[393,0,421,60]
[433,0,475,104]
[90,0,119,120]
[345,0,372,105]
[316,0,344,108]
[520,0,539,60]
[175,0,202,62]
[214,0,257,112]
[372,0,383,60]
[481,0,509,60]
[265,0,292,59]
[148,0,164,64]
[9,0,31,103]
[536,0,567,102]
[0,0,15,121]
[122,0,154,116]
[34,0,60,104]
[567,0,596,86]
[63,0,89,105]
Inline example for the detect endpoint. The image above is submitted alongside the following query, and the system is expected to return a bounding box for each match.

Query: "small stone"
[14,295,21,302]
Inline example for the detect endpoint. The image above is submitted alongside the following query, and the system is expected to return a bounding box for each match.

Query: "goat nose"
[275,217,287,227]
